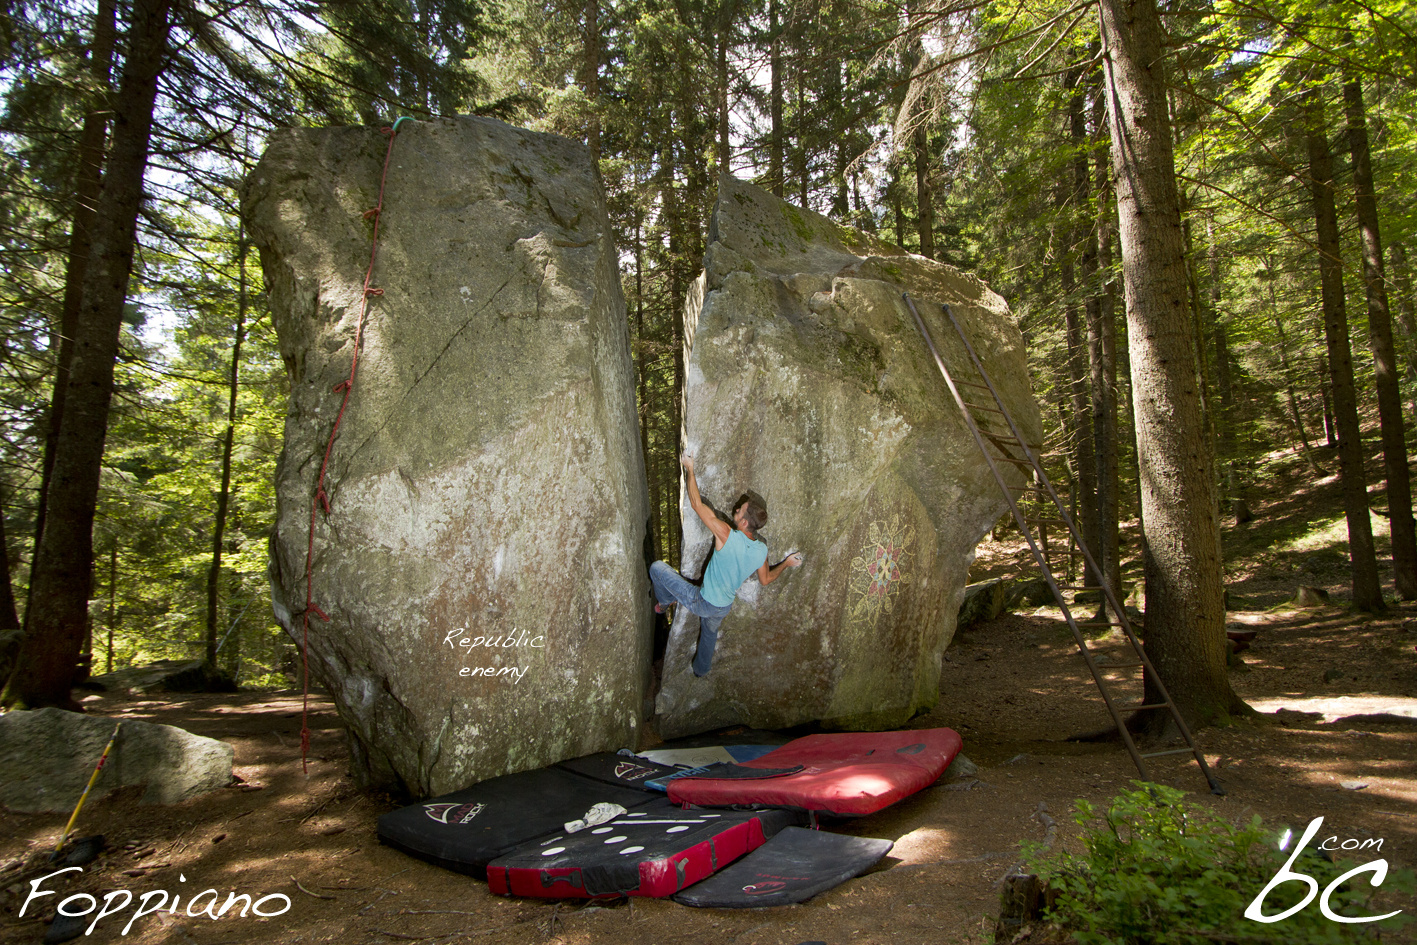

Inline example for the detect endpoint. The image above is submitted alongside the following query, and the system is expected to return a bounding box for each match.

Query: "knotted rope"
[301,117,413,773]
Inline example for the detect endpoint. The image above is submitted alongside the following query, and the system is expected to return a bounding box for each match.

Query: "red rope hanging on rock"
[301,118,411,774]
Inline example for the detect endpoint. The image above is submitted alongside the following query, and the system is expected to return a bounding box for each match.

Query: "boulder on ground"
[956,577,1059,631]
[0,708,233,812]
[245,117,651,796]
[958,580,1008,630]
[87,658,207,694]
[656,177,1040,737]
[1007,578,1054,610]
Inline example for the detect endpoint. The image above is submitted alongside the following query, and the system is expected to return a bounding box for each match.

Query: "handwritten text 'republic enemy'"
[443,628,544,684]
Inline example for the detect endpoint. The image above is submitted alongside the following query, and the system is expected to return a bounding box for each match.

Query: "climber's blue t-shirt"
[701,529,769,607]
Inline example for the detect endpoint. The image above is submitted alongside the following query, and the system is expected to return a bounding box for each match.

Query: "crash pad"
[376,753,676,878]
[666,728,963,816]
[486,798,804,898]
[553,751,680,789]
[640,745,784,792]
[673,827,894,907]
[637,744,782,768]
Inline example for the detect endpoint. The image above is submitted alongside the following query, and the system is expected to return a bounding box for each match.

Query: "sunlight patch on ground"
[888,826,961,865]
[1248,696,1417,722]
[1276,511,1390,554]
[1258,443,1315,465]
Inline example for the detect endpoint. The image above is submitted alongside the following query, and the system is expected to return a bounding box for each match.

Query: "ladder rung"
[1074,620,1121,629]
[903,290,1218,798]
[1058,585,1104,592]
[1121,701,1170,710]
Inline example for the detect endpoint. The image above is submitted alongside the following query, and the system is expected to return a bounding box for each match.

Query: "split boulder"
[0,709,233,811]
[245,117,651,796]
[656,177,1040,737]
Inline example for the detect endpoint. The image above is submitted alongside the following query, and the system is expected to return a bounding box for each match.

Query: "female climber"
[648,450,804,676]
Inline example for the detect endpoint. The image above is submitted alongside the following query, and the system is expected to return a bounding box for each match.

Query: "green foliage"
[1024,784,1414,945]
[0,0,1413,692]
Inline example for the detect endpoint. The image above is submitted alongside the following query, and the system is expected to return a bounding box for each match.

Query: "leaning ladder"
[903,294,1224,796]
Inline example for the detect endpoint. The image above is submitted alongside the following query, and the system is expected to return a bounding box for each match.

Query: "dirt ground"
[2,453,1415,945]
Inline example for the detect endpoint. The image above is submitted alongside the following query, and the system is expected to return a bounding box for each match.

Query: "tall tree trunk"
[890,162,908,250]
[582,0,601,162]
[913,127,934,259]
[1206,216,1247,521]
[632,212,660,561]
[1097,0,1243,726]
[769,0,784,198]
[1387,243,1417,422]
[31,0,120,595]
[851,172,873,232]
[106,542,117,674]
[827,58,848,219]
[1344,73,1417,600]
[1305,86,1384,612]
[1319,355,1337,447]
[4,0,172,708]
[715,0,735,173]
[205,232,248,678]
[1179,201,1218,466]
[794,59,808,208]
[0,487,19,632]
[1260,256,1316,456]
[1271,311,1315,454]
[662,140,685,568]
[1092,88,1123,614]
[1066,62,1102,596]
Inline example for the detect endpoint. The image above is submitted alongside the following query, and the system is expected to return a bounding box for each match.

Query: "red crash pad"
[486,799,802,898]
[666,728,963,817]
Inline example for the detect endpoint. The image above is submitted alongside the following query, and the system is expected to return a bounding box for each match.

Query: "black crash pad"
[553,751,680,790]
[377,759,672,879]
[672,827,894,907]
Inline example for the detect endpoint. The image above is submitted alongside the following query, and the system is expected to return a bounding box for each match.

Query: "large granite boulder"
[87,659,207,694]
[656,177,1040,737]
[0,709,233,811]
[245,117,651,796]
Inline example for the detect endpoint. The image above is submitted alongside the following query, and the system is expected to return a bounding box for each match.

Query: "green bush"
[1021,783,1412,945]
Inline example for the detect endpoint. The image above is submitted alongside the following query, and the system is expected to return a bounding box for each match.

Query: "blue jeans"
[649,560,732,676]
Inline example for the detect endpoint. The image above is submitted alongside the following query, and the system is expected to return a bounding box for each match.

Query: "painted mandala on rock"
[847,516,915,630]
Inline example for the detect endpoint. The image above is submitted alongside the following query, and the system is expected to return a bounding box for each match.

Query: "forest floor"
[1,445,1415,945]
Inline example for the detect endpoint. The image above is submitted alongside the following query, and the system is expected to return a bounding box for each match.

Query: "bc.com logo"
[1246,817,1402,924]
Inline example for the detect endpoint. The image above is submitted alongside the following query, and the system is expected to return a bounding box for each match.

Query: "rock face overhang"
[245,117,651,796]
[655,176,1041,738]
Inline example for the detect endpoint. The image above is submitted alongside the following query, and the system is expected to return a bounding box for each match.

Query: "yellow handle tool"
[56,721,120,853]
